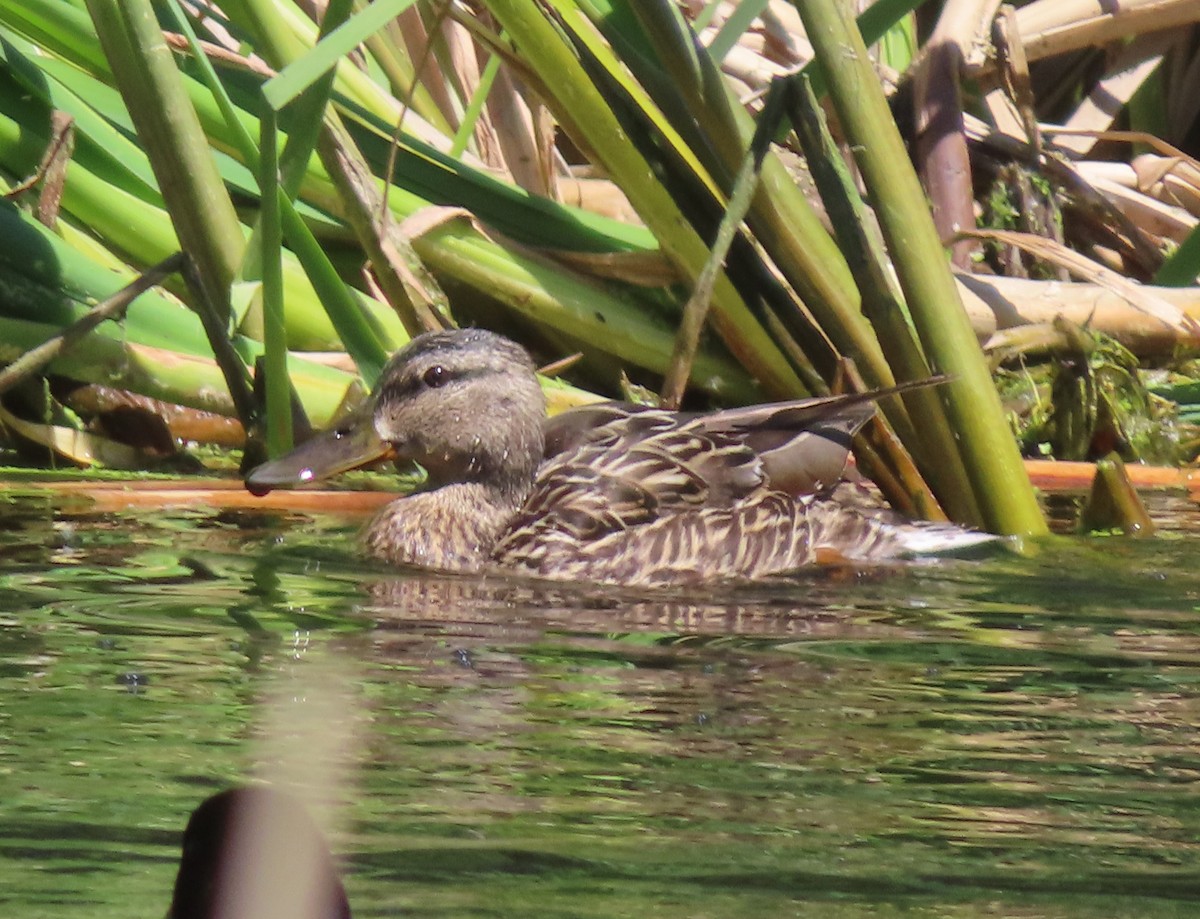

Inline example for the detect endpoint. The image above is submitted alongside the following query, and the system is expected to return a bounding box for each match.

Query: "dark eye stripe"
[378,366,489,403]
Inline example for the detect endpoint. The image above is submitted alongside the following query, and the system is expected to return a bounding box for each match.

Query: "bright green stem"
[792,0,1046,537]
[158,0,395,381]
[85,0,244,321]
[0,313,357,428]
[625,1,894,389]
[259,109,292,456]
[487,0,805,399]
[789,74,980,524]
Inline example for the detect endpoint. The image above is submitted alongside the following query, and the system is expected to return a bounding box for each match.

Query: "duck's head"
[246,329,547,497]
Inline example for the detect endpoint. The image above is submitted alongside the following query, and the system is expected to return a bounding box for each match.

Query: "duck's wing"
[541,401,650,459]
[684,377,948,495]
[500,409,768,553]
[542,378,940,498]
[684,398,873,496]
[497,413,813,584]
[517,382,933,547]
[498,380,951,583]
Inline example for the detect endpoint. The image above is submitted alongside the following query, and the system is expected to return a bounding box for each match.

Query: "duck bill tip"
[243,421,393,494]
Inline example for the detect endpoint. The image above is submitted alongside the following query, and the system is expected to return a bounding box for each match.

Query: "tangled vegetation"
[1,1,1199,533]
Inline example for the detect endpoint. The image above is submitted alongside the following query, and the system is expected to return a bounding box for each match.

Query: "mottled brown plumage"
[247,329,986,586]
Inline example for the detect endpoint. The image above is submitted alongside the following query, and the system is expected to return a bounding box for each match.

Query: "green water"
[1,488,1199,917]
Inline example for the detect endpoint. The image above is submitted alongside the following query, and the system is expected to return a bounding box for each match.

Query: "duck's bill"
[245,414,392,496]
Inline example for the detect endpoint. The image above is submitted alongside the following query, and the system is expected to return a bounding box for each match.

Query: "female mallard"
[247,329,987,586]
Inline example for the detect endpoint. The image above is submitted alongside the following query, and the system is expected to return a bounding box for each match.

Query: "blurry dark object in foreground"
[168,787,351,919]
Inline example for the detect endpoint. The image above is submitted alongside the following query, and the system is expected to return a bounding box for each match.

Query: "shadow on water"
[0,487,1199,917]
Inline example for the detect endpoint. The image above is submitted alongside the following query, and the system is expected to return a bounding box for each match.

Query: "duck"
[246,329,989,586]
[167,787,351,919]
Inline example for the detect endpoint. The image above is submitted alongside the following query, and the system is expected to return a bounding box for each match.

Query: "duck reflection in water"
[168,787,350,919]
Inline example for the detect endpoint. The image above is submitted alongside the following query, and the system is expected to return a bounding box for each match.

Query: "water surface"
[1,487,1198,917]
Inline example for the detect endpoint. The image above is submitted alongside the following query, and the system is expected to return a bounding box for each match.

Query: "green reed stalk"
[487,0,806,399]
[791,0,1046,536]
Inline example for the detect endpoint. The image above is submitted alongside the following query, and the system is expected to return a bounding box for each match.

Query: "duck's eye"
[422,365,450,388]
